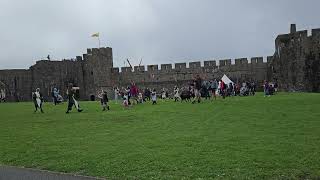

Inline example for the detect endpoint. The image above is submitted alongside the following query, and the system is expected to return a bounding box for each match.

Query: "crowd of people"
[30,77,278,113]
[111,76,277,107]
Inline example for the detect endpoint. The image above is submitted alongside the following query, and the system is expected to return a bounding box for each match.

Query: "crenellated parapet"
[121,67,133,73]
[114,56,271,74]
[112,55,270,89]
[112,67,119,73]
[134,66,145,72]
[174,63,187,70]
[235,58,248,65]
[160,64,172,71]
[204,60,216,67]
[81,47,113,62]
[189,61,201,69]
[147,65,159,71]
[251,57,263,64]
[312,28,320,36]
[219,59,231,67]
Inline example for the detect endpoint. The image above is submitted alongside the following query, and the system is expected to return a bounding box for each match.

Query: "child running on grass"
[123,92,129,108]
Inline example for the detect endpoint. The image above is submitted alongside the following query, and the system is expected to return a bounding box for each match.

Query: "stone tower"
[82,47,113,98]
[268,24,320,92]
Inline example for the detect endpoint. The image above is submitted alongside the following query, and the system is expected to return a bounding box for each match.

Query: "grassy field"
[0,93,320,179]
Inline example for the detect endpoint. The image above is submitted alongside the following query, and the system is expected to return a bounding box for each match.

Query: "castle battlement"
[113,56,270,75]
[276,24,320,42]
[30,52,270,76]
[204,60,216,67]
[312,28,320,36]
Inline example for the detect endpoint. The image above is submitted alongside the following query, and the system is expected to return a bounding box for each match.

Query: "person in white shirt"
[32,88,44,113]
[161,88,166,99]
[123,92,129,108]
[174,86,180,102]
[151,89,157,105]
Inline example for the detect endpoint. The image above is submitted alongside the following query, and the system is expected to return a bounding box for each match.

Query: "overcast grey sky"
[0,0,319,69]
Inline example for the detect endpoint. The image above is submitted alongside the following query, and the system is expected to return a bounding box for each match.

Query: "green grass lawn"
[0,93,320,179]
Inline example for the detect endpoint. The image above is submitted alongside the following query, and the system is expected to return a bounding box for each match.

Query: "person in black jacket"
[66,84,83,114]
[192,75,202,103]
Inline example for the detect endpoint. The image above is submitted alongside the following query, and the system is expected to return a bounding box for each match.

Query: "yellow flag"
[91,32,99,37]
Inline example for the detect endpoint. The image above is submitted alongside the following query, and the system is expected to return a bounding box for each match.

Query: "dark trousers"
[53,96,58,105]
[34,101,43,112]
[67,100,76,111]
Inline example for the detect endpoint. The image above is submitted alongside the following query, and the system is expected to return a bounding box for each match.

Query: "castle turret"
[82,47,114,98]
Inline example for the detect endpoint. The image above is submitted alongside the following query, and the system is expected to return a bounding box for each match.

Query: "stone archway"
[90,94,95,101]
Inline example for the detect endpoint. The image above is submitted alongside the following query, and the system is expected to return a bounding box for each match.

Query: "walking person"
[144,88,151,101]
[52,87,60,105]
[210,79,218,100]
[66,84,83,114]
[126,86,131,105]
[220,80,226,99]
[98,90,110,111]
[173,86,180,102]
[274,82,278,94]
[161,88,167,100]
[264,80,270,97]
[228,82,234,97]
[151,89,157,105]
[114,87,120,104]
[123,92,129,108]
[32,88,44,113]
[251,82,256,96]
[192,75,202,104]
[130,82,139,105]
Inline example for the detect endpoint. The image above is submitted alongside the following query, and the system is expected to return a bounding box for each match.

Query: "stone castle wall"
[0,47,113,101]
[0,24,319,102]
[111,57,269,93]
[0,52,269,101]
[0,69,32,101]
